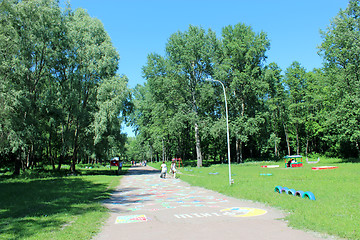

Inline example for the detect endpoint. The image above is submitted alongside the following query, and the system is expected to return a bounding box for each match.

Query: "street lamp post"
[206,78,233,185]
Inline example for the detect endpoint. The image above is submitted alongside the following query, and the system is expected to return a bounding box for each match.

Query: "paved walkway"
[93,165,329,240]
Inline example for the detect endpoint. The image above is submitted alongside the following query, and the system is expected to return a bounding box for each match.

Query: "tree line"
[0,0,131,174]
[2,0,360,174]
[128,0,360,167]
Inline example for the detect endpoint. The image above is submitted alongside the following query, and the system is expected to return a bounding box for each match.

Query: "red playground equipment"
[172,158,183,168]
[110,157,119,169]
[284,155,303,168]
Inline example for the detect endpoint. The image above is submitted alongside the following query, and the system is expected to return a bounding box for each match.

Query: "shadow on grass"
[337,157,360,163]
[79,168,125,176]
[0,176,114,239]
[79,164,131,176]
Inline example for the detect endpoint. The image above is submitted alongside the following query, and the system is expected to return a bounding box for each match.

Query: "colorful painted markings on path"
[116,207,267,223]
[113,172,267,224]
[220,207,267,217]
[116,207,268,222]
[114,174,230,212]
[115,215,148,224]
[174,207,267,219]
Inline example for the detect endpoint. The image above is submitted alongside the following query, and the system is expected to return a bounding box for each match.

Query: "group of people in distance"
[131,160,147,166]
[160,160,176,179]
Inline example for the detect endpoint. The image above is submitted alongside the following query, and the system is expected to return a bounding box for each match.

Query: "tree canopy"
[0,0,130,174]
[2,0,360,174]
[130,0,360,164]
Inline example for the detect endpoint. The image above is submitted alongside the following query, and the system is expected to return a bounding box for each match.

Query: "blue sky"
[64,0,349,136]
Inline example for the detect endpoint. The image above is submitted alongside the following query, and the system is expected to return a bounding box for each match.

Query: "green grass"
[0,165,126,240]
[158,158,359,240]
[2,160,358,239]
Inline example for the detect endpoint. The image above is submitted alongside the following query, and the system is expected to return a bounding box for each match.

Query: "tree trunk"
[189,61,203,167]
[26,147,30,169]
[283,122,291,155]
[239,140,243,163]
[238,99,245,163]
[57,155,62,171]
[13,152,21,176]
[236,139,239,163]
[306,138,309,157]
[296,123,300,154]
[236,138,243,163]
[70,147,77,173]
[162,138,165,162]
[274,133,278,157]
[195,122,203,167]
[48,135,56,170]
[150,145,153,163]
[356,141,360,158]
[59,116,70,171]
[70,126,79,173]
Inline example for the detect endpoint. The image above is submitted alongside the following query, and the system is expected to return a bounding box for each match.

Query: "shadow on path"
[126,165,160,176]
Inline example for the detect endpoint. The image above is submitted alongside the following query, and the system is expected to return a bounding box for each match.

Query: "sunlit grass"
[164,158,359,240]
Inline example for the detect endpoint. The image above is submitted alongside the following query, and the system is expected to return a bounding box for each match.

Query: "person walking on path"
[160,161,167,178]
[170,160,177,178]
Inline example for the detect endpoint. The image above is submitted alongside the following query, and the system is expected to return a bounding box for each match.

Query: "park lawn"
[0,165,125,240]
[172,158,359,240]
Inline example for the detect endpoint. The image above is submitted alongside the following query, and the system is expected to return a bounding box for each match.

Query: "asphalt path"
[93,165,331,240]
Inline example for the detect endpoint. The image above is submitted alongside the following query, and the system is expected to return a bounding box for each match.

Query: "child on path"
[160,161,167,178]
[170,161,177,178]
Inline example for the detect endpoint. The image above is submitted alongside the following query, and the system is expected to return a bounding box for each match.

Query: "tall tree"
[141,53,174,161]
[0,1,128,174]
[93,74,130,160]
[165,25,219,167]
[60,8,120,172]
[263,63,285,157]
[0,0,64,174]
[319,0,360,156]
[302,69,327,155]
[284,61,307,155]
[215,23,270,163]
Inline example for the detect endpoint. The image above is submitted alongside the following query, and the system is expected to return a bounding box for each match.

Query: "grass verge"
[152,158,359,240]
[0,165,126,240]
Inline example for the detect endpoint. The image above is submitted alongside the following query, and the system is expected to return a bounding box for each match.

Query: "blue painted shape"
[295,190,305,197]
[303,191,316,200]
[286,189,296,195]
[281,187,289,193]
[274,186,282,193]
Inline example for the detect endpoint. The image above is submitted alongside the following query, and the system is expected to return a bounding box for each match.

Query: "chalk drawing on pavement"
[220,207,267,217]
[174,207,267,219]
[175,213,222,219]
[115,215,148,224]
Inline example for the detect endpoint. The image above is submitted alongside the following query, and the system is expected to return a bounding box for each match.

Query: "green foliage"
[131,0,360,162]
[319,0,360,156]
[0,0,130,174]
[262,63,286,157]
[215,23,270,163]
[283,61,308,154]
[92,75,130,159]
[165,25,220,167]
[134,23,272,164]
[3,0,360,175]
[135,26,221,165]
